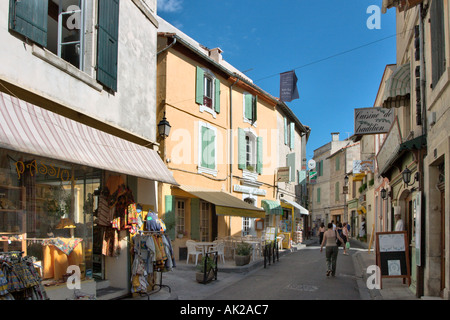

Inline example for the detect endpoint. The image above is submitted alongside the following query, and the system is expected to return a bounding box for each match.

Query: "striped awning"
[261,200,283,215]
[0,92,178,185]
[383,63,411,105]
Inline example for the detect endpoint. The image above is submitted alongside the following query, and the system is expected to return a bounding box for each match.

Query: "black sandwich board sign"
[375,231,411,289]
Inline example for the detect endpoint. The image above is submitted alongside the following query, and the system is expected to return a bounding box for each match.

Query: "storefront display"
[0,148,97,296]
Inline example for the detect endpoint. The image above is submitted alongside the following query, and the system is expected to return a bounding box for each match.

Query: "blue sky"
[157,0,397,160]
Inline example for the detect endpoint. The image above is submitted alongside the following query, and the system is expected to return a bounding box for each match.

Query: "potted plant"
[235,242,252,266]
[196,256,216,283]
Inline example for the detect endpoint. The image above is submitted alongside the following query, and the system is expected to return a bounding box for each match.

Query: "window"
[242,217,250,236]
[318,160,324,177]
[175,200,185,236]
[8,0,120,92]
[200,201,211,242]
[238,128,263,175]
[243,93,257,125]
[0,148,97,286]
[430,0,445,87]
[317,187,321,203]
[198,122,217,176]
[196,67,220,117]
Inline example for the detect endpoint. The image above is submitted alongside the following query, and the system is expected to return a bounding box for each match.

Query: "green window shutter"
[287,153,296,182]
[252,95,258,122]
[9,0,48,47]
[284,118,288,145]
[164,195,175,240]
[336,156,340,171]
[335,182,340,201]
[97,0,120,92]
[238,128,246,170]
[244,94,253,120]
[256,136,263,175]
[290,122,295,149]
[214,78,221,113]
[201,126,215,169]
[196,67,204,104]
[317,188,321,203]
[319,160,324,176]
[190,198,200,240]
[430,0,445,86]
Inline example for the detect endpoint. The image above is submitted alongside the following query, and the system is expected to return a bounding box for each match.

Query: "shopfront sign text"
[15,160,75,182]
[354,107,394,135]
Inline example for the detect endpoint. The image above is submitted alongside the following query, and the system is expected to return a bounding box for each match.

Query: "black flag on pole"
[280,70,299,102]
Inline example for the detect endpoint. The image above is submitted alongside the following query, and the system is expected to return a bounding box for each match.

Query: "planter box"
[196,271,215,283]
[235,255,250,266]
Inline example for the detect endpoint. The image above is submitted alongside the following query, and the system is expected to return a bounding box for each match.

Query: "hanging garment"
[102,228,121,257]
[97,195,113,227]
[127,203,138,225]
[0,269,9,296]
[146,211,161,231]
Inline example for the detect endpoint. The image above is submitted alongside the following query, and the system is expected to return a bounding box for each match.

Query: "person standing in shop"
[320,222,346,277]
[395,214,404,231]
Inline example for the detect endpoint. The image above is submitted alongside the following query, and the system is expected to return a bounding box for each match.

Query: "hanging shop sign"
[354,107,394,135]
[309,171,317,184]
[353,160,375,174]
[233,184,267,196]
[376,119,402,174]
[277,167,290,183]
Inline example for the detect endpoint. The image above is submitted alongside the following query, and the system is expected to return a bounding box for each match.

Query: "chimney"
[331,132,340,141]
[209,48,223,64]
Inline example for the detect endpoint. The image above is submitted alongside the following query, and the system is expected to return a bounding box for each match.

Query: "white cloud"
[158,0,183,13]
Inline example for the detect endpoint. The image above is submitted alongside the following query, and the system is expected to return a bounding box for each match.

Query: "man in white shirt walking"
[395,214,404,231]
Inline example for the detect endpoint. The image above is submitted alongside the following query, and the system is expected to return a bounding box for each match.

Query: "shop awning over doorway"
[0,92,178,185]
[261,199,283,216]
[281,199,309,215]
[178,186,266,218]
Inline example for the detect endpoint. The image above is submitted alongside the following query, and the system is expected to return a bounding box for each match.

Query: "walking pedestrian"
[318,223,325,246]
[342,222,349,255]
[320,223,345,277]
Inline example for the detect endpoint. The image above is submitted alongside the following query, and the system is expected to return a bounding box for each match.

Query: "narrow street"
[206,245,361,300]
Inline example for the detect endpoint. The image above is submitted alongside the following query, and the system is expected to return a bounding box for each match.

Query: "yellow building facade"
[155,25,282,259]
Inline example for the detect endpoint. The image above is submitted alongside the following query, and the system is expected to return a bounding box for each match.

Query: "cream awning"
[281,199,309,215]
[179,185,266,218]
[0,92,178,185]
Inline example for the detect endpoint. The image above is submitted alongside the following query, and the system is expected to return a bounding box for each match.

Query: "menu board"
[375,231,411,287]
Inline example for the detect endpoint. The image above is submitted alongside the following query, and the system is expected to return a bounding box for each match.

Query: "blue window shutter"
[196,67,204,104]
[238,128,246,170]
[244,94,253,120]
[287,153,296,182]
[9,0,48,47]
[97,0,120,92]
[257,136,263,175]
[165,195,175,239]
[214,78,220,113]
[290,122,295,149]
[284,118,288,145]
[190,198,200,240]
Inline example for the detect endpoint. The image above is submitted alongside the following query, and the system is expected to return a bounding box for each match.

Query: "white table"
[195,242,216,255]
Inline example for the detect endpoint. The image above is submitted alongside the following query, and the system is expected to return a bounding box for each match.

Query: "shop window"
[199,201,211,242]
[0,149,98,292]
[175,200,185,237]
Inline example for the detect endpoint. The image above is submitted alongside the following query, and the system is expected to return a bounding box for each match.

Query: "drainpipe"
[229,78,239,236]
[157,37,177,56]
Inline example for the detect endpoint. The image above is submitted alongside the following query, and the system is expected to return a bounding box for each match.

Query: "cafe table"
[195,242,216,255]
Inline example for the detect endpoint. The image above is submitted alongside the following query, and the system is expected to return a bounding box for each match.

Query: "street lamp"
[381,188,387,200]
[402,167,419,187]
[344,175,349,186]
[158,112,171,139]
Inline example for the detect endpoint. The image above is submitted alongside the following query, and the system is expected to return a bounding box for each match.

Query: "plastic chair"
[186,240,203,265]
[208,241,225,264]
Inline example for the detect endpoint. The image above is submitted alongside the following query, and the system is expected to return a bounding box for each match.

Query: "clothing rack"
[134,231,172,300]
